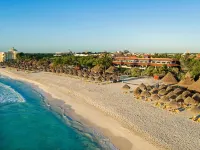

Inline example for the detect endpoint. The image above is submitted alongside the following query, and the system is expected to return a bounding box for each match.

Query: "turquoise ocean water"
[0,76,114,150]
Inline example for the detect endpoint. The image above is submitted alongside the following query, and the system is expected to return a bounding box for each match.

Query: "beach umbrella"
[108,76,114,82]
[112,74,119,83]
[52,68,56,73]
[60,68,64,73]
[140,91,151,98]
[122,84,131,90]
[158,84,167,90]
[69,69,73,75]
[188,105,200,121]
[91,65,103,74]
[173,88,183,95]
[77,70,83,77]
[133,87,142,97]
[184,96,198,106]
[161,72,178,85]
[182,91,192,99]
[83,72,89,79]
[156,96,170,106]
[167,91,176,99]
[122,84,131,94]
[49,63,54,68]
[166,86,174,92]
[159,96,170,103]
[185,72,192,78]
[56,68,60,73]
[150,94,160,101]
[164,100,180,111]
[188,77,200,93]
[146,85,153,91]
[178,77,195,88]
[95,76,102,82]
[192,93,200,103]
[176,94,184,103]
[89,76,95,81]
[158,89,168,96]
[105,66,116,74]
[101,76,106,82]
[150,88,159,94]
[72,69,78,76]
[188,105,200,115]
[139,83,147,91]
[64,69,69,74]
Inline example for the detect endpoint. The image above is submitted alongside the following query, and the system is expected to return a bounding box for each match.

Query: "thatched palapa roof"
[176,94,183,102]
[150,94,160,101]
[122,84,131,90]
[150,88,158,94]
[184,96,197,105]
[167,91,176,99]
[188,77,200,93]
[91,65,103,74]
[166,86,174,92]
[158,89,168,96]
[158,84,167,90]
[140,91,151,97]
[161,72,178,85]
[134,87,142,96]
[139,83,147,91]
[167,100,179,109]
[192,93,200,102]
[185,72,192,78]
[182,91,192,99]
[178,72,194,88]
[188,106,200,115]
[159,96,170,103]
[105,66,116,74]
[173,88,183,95]
[178,78,194,87]
[146,85,152,91]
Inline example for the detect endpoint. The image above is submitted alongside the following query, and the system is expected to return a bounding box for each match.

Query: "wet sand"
[3,68,200,150]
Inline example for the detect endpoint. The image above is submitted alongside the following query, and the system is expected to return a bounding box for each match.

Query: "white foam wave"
[0,82,25,104]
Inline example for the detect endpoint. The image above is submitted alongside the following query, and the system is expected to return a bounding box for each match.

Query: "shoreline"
[0,68,159,150]
[35,85,118,149]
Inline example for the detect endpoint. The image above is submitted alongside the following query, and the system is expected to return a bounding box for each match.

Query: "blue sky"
[0,0,200,53]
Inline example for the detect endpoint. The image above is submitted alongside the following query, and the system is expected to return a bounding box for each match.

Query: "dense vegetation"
[3,52,200,81]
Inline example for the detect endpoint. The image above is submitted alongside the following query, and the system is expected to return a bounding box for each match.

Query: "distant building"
[182,50,190,57]
[113,56,180,68]
[0,47,18,62]
[195,54,200,60]
[54,50,73,56]
[74,53,89,57]
[74,51,99,57]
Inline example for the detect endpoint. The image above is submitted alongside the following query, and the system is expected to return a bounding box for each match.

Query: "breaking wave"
[0,82,25,105]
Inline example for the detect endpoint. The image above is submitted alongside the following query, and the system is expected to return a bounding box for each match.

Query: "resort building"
[195,54,200,60]
[113,56,180,68]
[0,47,18,62]
[54,50,73,56]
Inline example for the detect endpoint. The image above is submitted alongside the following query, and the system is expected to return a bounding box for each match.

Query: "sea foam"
[0,82,25,104]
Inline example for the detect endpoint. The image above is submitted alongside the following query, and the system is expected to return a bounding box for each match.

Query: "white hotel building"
[0,47,18,62]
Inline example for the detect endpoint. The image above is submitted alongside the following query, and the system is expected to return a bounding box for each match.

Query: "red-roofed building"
[113,56,180,68]
[195,54,200,60]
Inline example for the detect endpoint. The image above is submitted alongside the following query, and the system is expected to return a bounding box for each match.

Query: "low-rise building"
[195,54,200,59]
[0,47,18,62]
[113,56,180,68]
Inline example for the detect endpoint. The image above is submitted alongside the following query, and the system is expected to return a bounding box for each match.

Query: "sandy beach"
[1,68,200,150]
